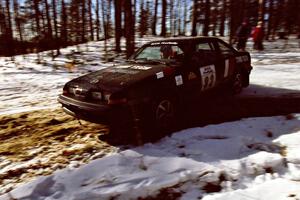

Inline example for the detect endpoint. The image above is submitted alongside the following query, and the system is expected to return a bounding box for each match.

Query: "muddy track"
[0,109,118,194]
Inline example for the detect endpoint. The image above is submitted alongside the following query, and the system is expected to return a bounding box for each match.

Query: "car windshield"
[133,44,184,63]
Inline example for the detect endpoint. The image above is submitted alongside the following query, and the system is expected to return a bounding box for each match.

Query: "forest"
[0,0,300,58]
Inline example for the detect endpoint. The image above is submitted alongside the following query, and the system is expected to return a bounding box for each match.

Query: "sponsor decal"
[131,66,151,70]
[175,75,183,86]
[235,55,248,63]
[150,42,178,45]
[116,65,131,69]
[156,71,164,79]
[105,68,139,74]
[116,65,151,70]
[188,72,197,80]
[199,65,216,91]
[90,78,99,84]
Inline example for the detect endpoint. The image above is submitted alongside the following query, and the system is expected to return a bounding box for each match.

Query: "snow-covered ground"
[1,37,300,199]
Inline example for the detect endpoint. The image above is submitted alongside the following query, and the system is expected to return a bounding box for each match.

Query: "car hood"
[66,62,169,92]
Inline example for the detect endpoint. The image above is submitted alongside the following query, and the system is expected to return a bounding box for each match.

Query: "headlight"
[91,92,102,100]
[104,93,111,101]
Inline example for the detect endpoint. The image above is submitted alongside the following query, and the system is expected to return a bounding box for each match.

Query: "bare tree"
[124,0,135,58]
[13,0,23,42]
[114,0,122,52]
[33,0,41,34]
[5,0,14,56]
[202,0,210,36]
[52,0,60,55]
[219,0,227,36]
[95,0,101,41]
[266,0,274,40]
[191,0,198,36]
[161,0,167,36]
[52,0,58,38]
[169,0,174,35]
[61,0,68,44]
[88,0,94,41]
[183,0,187,35]
[44,0,53,38]
[81,0,86,42]
[151,0,158,35]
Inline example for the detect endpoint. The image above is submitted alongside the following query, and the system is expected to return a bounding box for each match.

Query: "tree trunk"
[88,0,94,41]
[124,0,135,58]
[170,0,174,36]
[114,0,122,52]
[44,0,53,39]
[161,0,167,36]
[33,0,41,34]
[52,0,60,55]
[52,0,58,38]
[183,0,187,35]
[151,0,158,35]
[219,0,226,37]
[272,0,284,40]
[266,0,273,40]
[0,2,7,36]
[101,0,107,56]
[202,0,210,36]
[5,0,14,56]
[81,0,86,43]
[13,0,23,42]
[107,0,112,38]
[61,0,68,44]
[229,0,239,44]
[177,0,181,35]
[95,0,101,41]
[191,0,198,36]
[139,0,144,37]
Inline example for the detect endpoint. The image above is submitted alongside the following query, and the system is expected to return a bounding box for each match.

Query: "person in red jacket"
[252,21,264,50]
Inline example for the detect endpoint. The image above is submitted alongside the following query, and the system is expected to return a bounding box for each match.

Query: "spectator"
[252,21,264,50]
[236,20,251,51]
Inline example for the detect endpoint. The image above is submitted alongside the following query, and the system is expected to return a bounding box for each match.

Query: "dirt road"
[0,109,118,194]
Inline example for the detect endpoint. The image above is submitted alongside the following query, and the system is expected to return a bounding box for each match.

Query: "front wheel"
[151,96,178,138]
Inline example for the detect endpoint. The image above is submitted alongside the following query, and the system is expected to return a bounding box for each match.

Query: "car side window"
[217,41,235,56]
[196,42,215,51]
[193,41,217,66]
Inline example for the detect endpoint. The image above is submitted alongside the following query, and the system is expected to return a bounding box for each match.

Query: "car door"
[190,40,219,92]
[214,40,237,83]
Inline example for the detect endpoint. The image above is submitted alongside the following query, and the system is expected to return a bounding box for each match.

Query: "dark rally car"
[58,37,252,141]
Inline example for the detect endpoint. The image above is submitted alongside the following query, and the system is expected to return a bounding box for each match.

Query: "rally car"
[58,37,252,141]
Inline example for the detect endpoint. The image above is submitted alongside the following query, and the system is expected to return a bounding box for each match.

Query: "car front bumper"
[57,95,133,125]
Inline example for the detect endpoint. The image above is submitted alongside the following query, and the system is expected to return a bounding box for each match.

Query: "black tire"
[152,96,177,135]
[231,72,243,94]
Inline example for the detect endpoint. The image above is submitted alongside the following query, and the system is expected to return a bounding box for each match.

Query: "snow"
[1,115,300,200]
[1,37,300,199]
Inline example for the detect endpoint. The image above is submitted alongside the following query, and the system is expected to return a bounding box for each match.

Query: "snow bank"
[2,115,300,199]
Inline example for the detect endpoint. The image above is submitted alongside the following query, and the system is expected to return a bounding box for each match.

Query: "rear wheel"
[231,72,243,94]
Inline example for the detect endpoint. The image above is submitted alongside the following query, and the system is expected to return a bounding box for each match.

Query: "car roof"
[144,36,221,45]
